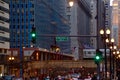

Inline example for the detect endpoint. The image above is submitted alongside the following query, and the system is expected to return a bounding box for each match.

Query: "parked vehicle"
[2,75,15,80]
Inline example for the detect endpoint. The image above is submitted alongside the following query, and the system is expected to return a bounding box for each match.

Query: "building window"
[0,20,4,24]
[26,25,28,29]
[22,9,24,13]
[18,19,19,23]
[4,49,7,53]
[67,15,71,21]
[13,25,15,29]
[13,4,15,8]
[30,18,34,22]
[17,4,19,8]
[17,9,19,13]
[32,4,34,8]
[26,4,28,8]
[18,25,19,29]
[13,19,15,22]
[22,0,25,2]
[0,0,4,4]
[30,11,34,15]
[66,7,71,12]
[22,18,24,22]
[26,19,28,22]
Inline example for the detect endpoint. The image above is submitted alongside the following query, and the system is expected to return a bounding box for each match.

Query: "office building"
[10,0,70,53]
[112,0,119,47]
[0,0,9,76]
[111,0,118,45]
[66,0,92,60]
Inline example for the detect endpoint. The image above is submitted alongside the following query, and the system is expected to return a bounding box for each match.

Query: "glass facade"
[10,0,70,53]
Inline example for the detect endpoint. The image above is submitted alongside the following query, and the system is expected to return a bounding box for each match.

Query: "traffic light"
[94,49,103,64]
[31,26,36,43]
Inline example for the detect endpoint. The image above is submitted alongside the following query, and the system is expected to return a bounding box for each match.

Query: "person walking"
[54,75,64,80]
[44,76,50,80]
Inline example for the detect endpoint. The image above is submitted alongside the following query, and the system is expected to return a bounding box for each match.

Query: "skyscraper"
[112,0,119,46]
[10,0,70,53]
[66,0,92,60]
[90,0,97,49]
[0,0,9,52]
[0,0,9,76]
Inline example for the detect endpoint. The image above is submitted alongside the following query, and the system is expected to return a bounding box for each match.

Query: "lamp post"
[68,0,74,7]
[116,53,120,79]
[112,47,120,80]
[112,45,117,79]
[106,38,114,80]
[8,56,15,75]
[100,28,110,80]
[19,46,25,78]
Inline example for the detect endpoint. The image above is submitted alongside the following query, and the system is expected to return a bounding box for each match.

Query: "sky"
[110,0,113,6]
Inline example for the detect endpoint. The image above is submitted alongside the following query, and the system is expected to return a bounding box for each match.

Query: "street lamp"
[8,56,15,75]
[100,28,111,80]
[9,57,15,61]
[110,45,117,79]
[112,49,120,79]
[106,38,115,80]
[68,0,74,7]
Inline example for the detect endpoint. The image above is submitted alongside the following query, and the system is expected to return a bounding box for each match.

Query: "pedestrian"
[54,75,64,80]
[91,74,97,80]
[44,76,50,80]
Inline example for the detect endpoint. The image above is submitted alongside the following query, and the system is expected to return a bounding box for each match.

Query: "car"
[2,75,15,80]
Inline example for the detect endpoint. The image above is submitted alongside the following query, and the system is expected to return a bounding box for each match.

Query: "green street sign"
[56,37,68,41]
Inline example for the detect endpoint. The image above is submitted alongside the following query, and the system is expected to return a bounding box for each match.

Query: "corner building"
[10,0,70,53]
[0,0,9,76]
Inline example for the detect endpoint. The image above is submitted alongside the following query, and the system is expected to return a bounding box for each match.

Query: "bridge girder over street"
[28,60,97,69]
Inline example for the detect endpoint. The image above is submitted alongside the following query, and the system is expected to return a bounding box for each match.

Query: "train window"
[88,51,91,54]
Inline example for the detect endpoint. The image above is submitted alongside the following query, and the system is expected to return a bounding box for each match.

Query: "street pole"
[110,49,112,80]
[103,1,107,79]
[112,54,115,79]
[97,0,100,79]
[104,39,107,80]
[20,47,23,78]
[97,63,100,80]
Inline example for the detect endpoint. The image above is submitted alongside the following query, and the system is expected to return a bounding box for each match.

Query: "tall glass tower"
[10,0,70,53]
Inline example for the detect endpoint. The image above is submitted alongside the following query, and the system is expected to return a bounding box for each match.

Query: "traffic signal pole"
[95,49,103,80]
[97,63,100,80]
[96,0,100,80]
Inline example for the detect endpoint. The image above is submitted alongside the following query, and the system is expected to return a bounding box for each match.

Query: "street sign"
[56,37,68,41]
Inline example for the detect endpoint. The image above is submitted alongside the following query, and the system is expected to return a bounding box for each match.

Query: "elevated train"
[83,49,110,59]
